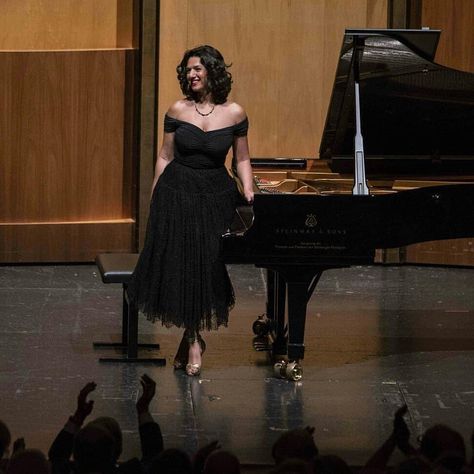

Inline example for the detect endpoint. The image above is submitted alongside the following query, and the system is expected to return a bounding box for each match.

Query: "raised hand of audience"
[135,373,164,464]
[362,405,414,472]
[136,374,156,415]
[11,438,25,455]
[392,404,415,455]
[70,381,96,427]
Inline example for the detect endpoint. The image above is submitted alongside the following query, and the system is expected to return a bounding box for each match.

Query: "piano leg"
[266,268,275,319]
[269,267,325,380]
[269,270,287,358]
[257,265,342,380]
[285,270,323,361]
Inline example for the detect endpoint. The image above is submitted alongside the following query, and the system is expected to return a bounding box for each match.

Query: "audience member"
[362,405,416,473]
[3,386,473,474]
[48,374,162,474]
[267,458,312,473]
[419,424,466,467]
[88,417,123,464]
[362,405,472,474]
[271,426,318,467]
[192,440,221,473]
[0,421,27,474]
[390,455,432,474]
[149,448,193,474]
[471,428,474,470]
[422,424,469,473]
[0,421,11,461]
[6,448,50,474]
[313,454,352,474]
[203,449,240,474]
[72,424,115,474]
[0,420,11,473]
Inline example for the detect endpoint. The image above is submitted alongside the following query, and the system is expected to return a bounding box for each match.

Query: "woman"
[127,45,254,376]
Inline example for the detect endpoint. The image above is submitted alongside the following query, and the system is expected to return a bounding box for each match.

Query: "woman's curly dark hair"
[176,45,232,104]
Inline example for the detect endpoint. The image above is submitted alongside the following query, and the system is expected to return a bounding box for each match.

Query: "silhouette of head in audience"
[150,448,193,474]
[272,428,319,466]
[73,424,115,474]
[203,449,240,474]
[5,448,50,474]
[471,428,474,468]
[391,455,432,474]
[0,420,11,460]
[313,454,352,474]
[268,458,312,473]
[4,382,474,474]
[88,416,123,462]
[419,423,466,472]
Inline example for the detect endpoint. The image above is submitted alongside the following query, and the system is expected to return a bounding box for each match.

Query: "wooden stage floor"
[0,263,473,471]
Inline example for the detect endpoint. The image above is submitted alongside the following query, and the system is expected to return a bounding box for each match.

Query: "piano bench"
[94,253,165,365]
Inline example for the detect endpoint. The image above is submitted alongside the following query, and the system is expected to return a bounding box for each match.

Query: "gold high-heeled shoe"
[173,334,189,370]
[185,336,206,377]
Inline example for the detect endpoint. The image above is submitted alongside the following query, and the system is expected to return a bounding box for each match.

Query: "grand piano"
[223,29,474,380]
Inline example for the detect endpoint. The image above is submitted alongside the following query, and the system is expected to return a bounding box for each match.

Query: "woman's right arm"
[151,131,175,197]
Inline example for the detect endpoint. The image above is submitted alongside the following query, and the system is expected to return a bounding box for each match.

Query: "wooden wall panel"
[0,0,135,50]
[400,0,474,266]
[224,0,282,158]
[0,3,138,262]
[157,0,189,137]
[0,50,128,222]
[421,0,474,73]
[157,0,388,159]
[367,0,389,26]
[0,222,134,263]
[117,0,138,48]
[0,49,136,262]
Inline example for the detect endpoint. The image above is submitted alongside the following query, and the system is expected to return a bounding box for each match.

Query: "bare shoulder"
[166,100,191,119]
[225,102,247,123]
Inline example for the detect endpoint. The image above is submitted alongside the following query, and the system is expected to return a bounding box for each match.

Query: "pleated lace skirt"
[127,160,238,331]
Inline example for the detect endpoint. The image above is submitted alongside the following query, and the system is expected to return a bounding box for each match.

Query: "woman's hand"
[243,187,254,204]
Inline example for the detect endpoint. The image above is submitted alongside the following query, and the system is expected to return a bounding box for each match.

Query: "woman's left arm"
[233,134,254,204]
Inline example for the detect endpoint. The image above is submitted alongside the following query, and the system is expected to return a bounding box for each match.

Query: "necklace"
[194,102,215,117]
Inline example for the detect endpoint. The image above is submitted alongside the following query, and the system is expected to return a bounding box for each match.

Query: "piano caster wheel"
[273,360,303,381]
[252,314,271,337]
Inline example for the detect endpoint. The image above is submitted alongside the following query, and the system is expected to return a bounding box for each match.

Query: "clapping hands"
[70,381,96,426]
[136,374,156,415]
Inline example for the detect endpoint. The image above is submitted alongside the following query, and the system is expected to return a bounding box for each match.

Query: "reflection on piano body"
[223,29,474,379]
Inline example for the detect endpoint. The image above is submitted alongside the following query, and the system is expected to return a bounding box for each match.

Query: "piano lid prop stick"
[353,81,370,195]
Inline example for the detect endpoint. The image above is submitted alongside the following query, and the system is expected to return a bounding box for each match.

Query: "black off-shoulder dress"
[127,114,249,332]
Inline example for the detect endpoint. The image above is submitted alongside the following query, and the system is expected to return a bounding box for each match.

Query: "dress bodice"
[164,114,249,169]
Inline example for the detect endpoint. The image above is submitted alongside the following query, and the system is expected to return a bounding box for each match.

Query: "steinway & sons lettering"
[275,228,347,236]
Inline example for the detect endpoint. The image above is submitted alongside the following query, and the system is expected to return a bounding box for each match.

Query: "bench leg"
[94,284,166,364]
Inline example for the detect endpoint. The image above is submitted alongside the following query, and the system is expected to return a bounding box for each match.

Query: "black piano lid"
[319,28,474,165]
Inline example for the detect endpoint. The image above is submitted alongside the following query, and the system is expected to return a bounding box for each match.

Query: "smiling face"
[186,56,208,96]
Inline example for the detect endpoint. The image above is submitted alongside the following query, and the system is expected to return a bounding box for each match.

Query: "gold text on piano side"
[275,228,347,236]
